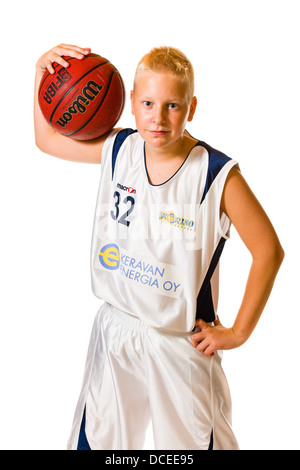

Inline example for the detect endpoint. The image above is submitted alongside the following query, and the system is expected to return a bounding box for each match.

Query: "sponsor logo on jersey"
[117,183,136,194]
[99,243,120,270]
[97,242,183,298]
[159,211,195,230]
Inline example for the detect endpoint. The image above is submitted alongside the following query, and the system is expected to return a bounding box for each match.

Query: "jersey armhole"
[111,128,137,179]
[197,139,239,240]
[100,128,122,168]
[218,162,240,239]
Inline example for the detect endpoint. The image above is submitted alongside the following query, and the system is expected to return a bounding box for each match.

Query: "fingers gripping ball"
[38,53,125,140]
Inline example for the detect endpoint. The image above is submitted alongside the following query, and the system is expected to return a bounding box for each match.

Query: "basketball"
[38,53,125,140]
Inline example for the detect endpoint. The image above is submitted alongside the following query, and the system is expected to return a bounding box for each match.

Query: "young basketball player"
[34,44,284,450]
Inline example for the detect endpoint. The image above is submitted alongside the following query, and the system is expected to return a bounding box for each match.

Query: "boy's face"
[131,71,197,153]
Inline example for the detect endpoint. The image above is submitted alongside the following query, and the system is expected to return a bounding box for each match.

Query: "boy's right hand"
[36,43,91,75]
[34,43,110,164]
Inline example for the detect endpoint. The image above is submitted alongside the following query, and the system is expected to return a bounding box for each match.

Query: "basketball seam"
[48,61,110,125]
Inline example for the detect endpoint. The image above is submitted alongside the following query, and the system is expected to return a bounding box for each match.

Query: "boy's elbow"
[34,123,57,156]
[35,136,43,152]
[276,242,285,267]
[35,142,49,157]
[35,134,55,157]
[35,133,47,153]
[267,240,285,271]
[253,238,284,271]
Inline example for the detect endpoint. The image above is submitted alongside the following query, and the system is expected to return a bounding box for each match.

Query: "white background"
[0,0,299,450]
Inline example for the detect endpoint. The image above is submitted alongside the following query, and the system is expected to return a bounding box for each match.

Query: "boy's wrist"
[231,325,250,347]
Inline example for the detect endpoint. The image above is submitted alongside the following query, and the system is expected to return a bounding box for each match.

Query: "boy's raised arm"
[34,44,107,164]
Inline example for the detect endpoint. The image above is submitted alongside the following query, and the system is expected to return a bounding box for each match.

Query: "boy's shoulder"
[192,140,236,204]
[112,128,139,150]
[197,140,232,168]
[184,131,232,165]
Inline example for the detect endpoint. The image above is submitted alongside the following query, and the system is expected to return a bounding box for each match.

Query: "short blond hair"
[134,46,195,103]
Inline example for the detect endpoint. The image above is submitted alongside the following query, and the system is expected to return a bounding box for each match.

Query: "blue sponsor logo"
[99,243,120,270]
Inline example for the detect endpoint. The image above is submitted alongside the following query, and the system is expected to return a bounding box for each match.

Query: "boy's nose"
[152,106,166,124]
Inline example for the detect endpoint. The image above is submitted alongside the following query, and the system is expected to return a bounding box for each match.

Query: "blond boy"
[34,44,284,450]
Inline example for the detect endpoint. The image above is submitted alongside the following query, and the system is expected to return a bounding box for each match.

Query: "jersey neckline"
[143,139,202,188]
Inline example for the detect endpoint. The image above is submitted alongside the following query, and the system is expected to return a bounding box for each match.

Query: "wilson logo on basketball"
[55,80,103,128]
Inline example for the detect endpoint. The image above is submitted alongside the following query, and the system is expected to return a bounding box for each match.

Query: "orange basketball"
[38,53,125,140]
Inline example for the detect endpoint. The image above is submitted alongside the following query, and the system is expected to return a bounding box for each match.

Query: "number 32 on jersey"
[110,190,135,227]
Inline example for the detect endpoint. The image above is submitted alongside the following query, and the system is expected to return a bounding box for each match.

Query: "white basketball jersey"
[91,129,238,333]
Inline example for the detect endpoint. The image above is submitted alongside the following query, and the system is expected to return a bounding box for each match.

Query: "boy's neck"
[145,134,197,162]
[144,134,198,185]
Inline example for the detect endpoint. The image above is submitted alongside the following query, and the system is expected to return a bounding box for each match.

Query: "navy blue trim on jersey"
[208,430,214,450]
[77,406,91,450]
[196,237,226,322]
[112,128,137,179]
[198,141,231,205]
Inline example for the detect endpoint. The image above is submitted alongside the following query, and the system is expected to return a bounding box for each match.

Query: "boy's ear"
[130,90,135,116]
[187,96,197,122]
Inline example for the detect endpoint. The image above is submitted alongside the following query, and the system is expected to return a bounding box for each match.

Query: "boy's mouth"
[149,130,169,136]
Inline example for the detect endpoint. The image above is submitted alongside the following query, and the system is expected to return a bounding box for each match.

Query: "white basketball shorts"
[67,302,239,450]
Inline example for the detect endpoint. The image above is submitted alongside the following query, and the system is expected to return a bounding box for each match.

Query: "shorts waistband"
[102,302,194,337]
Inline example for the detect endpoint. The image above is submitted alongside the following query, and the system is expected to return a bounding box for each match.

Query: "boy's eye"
[143,101,152,107]
[168,103,178,109]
